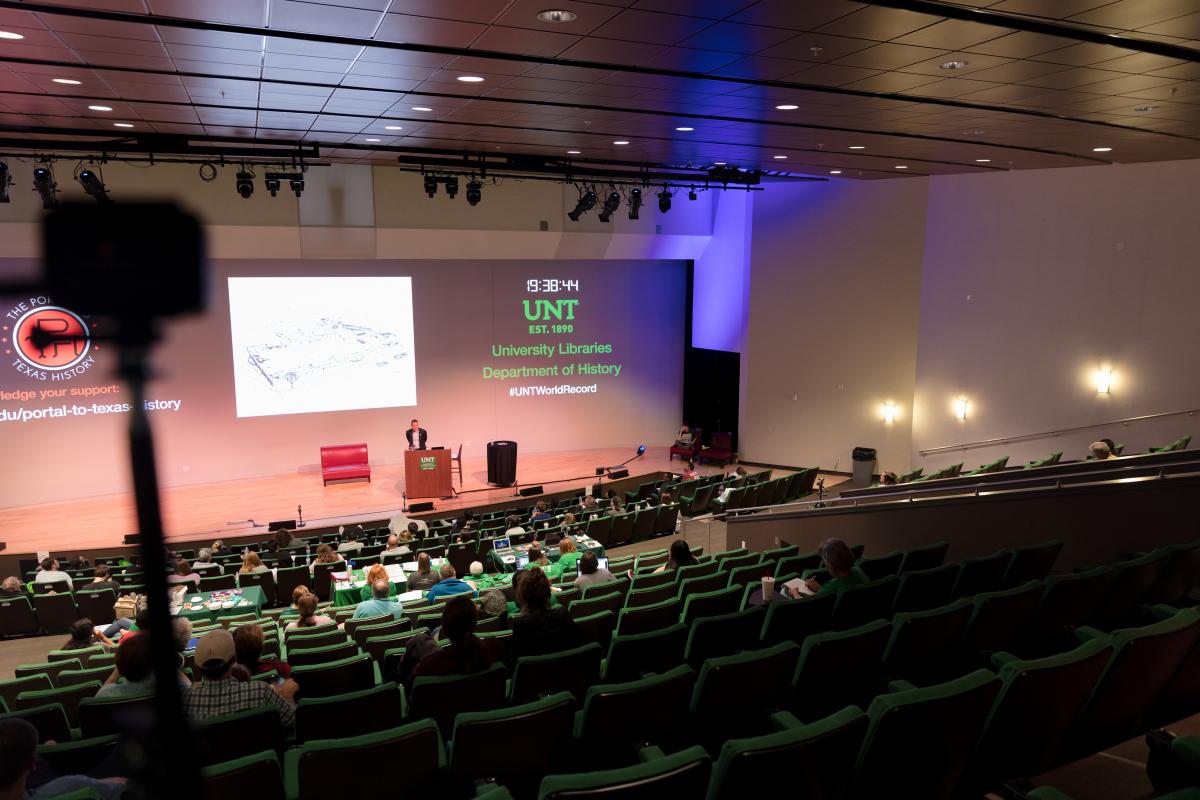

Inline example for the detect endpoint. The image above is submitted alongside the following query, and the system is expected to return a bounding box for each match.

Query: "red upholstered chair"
[320,443,371,485]
[699,432,734,466]
[669,428,702,462]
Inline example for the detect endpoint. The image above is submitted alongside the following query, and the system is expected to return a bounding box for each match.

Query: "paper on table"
[396,589,425,603]
[782,578,815,596]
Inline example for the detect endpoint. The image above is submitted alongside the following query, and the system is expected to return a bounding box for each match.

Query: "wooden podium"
[404,449,453,499]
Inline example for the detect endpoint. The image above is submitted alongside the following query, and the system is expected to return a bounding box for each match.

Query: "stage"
[0,446,751,556]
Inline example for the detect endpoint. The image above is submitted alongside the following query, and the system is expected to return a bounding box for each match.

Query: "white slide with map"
[227,276,417,418]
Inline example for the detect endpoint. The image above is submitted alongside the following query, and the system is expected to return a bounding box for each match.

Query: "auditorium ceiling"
[0,0,1198,179]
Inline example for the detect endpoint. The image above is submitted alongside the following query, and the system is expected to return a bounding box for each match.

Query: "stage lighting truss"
[32,164,58,209]
[76,165,111,203]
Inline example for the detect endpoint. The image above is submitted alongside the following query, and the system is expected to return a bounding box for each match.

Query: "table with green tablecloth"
[174,586,266,623]
[330,560,449,607]
[489,536,605,574]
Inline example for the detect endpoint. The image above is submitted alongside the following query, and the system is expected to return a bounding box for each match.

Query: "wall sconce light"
[1096,367,1112,394]
[954,397,969,420]
[883,401,896,424]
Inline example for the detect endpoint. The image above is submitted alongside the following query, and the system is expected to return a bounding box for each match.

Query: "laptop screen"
[492,536,510,551]
[515,555,529,570]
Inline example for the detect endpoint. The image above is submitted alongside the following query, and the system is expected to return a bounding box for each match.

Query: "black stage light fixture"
[0,161,10,203]
[32,166,58,209]
[598,190,620,222]
[627,187,642,220]
[636,445,646,456]
[688,187,698,201]
[466,179,482,206]
[264,174,281,197]
[235,170,254,199]
[77,169,111,203]
[289,175,305,198]
[424,174,438,198]
[657,188,671,213]
[445,175,459,199]
[567,189,597,221]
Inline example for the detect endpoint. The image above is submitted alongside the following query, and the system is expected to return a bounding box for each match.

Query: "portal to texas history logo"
[4,297,96,381]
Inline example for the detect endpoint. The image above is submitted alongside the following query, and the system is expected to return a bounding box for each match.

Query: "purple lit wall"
[692,190,752,353]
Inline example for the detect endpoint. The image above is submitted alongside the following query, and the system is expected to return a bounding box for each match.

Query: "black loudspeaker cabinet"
[408,501,435,513]
[518,486,544,497]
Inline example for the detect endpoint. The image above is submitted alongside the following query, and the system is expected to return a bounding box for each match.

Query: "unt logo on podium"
[523,299,578,321]
[419,456,437,471]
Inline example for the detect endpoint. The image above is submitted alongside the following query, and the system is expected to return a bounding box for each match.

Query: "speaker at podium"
[487,441,517,486]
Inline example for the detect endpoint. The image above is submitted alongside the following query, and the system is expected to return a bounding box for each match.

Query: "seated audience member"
[787,538,868,598]
[388,511,428,538]
[167,558,201,588]
[233,623,291,680]
[68,555,91,570]
[512,567,582,659]
[579,495,599,513]
[336,526,365,555]
[469,561,485,579]
[97,630,186,697]
[1090,440,1118,460]
[574,551,615,590]
[62,616,131,651]
[193,548,222,573]
[879,472,898,486]
[286,593,334,630]
[716,467,749,505]
[681,460,700,481]
[559,512,580,535]
[654,539,697,574]
[406,553,439,593]
[555,538,580,572]
[412,596,505,679]
[427,563,478,603]
[529,501,552,525]
[674,423,694,448]
[527,546,550,569]
[479,589,508,627]
[606,495,624,515]
[1102,437,1119,455]
[359,564,392,601]
[354,579,404,620]
[183,629,297,732]
[239,551,270,575]
[308,543,341,571]
[1,576,25,596]
[83,564,121,593]
[381,534,410,558]
[282,585,311,618]
[0,718,126,799]
[272,529,300,552]
[211,539,232,557]
[505,514,526,536]
[33,558,72,590]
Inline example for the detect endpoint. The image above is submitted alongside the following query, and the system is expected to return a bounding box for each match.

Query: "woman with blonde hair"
[239,551,269,574]
[360,563,392,601]
[286,592,334,629]
[556,538,581,572]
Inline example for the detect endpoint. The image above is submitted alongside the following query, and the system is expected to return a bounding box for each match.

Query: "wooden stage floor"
[0,446,749,554]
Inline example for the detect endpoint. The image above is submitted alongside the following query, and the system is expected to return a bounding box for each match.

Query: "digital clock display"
[526,279,580,292]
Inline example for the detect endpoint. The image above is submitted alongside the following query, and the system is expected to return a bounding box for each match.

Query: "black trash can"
[487,440,518,486]
[852,446,877,485]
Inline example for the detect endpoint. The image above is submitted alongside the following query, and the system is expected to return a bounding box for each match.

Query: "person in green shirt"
[555,538,581,574]
[787,538,869,598]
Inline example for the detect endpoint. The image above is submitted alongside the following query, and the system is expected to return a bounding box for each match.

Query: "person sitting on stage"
[354,579,405,620]
[681,460,700,481]
[527,546,551,569]
[34,558,72,590]
[512,567,582,660]
[192,548,222,574]
[167,558,201,588]
[308,544,340,572]
[555,538,580,572]
[286,593,334,630]
[574,551,615,591]
[336,526,365,556]
[233,623,291,680]
[240,551,270,575]
[0,576,24,597]
[406,553,439,593]
[529,501,552,525]
[427,563,478,603]
[359,564,392,602]
[674,423,694,449]
[406,418,428,450]
[786,538,869,598]
[412,596,505,680]
[382,534,410,559]
[505,514,526,536]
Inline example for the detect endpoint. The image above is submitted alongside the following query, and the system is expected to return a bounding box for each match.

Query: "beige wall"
[742,178,928,474]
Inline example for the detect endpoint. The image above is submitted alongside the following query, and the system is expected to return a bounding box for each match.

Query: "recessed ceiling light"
[894,165,907,169]
[365,138,381,142]
[566,150,581,154]
[829,170,842,174]
[1093,146,1112,152]
[975,158,991,162]
[384,125,402,130]
[456,75,485,83]
[113,122,134,128]
[88,105,112,112]
[612,140,629,145]
[412,106,433,112]
[848,145,865,150]
[52,78,82,85]
[675,126,694,131]
[1133,105,1159,112]
[0,30,24,40]
[713,162,726,165]
[536,9,578,23]
[940,60,969,70]
[773,155,788,159]
[775,104,799,111]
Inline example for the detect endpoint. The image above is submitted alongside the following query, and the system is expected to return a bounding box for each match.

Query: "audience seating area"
[3,532,1197,799]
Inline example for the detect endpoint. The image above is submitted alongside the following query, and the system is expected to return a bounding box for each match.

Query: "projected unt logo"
[4,299,95,382]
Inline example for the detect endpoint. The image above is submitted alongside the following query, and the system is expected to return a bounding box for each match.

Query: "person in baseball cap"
[181,629,298,733]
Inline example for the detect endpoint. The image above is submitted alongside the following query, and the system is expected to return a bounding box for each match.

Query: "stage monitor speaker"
[268,520,297,531]
[607,468,629,479]
[123,533,141,545]
[519,485,544,497]
[595,467,606,476]
[409,501,435,513]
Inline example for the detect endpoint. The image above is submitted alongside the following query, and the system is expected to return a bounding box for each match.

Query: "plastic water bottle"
[348,560,356,586]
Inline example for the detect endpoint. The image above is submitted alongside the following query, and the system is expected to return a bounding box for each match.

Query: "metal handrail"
[917,408,1199,457]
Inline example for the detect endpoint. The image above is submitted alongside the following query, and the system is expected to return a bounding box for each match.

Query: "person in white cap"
[181,629,298,733]
[1089,441,1118,461]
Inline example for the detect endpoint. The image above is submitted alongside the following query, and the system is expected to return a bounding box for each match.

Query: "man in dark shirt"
[406,419,428,450]
[511,567,582,660]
